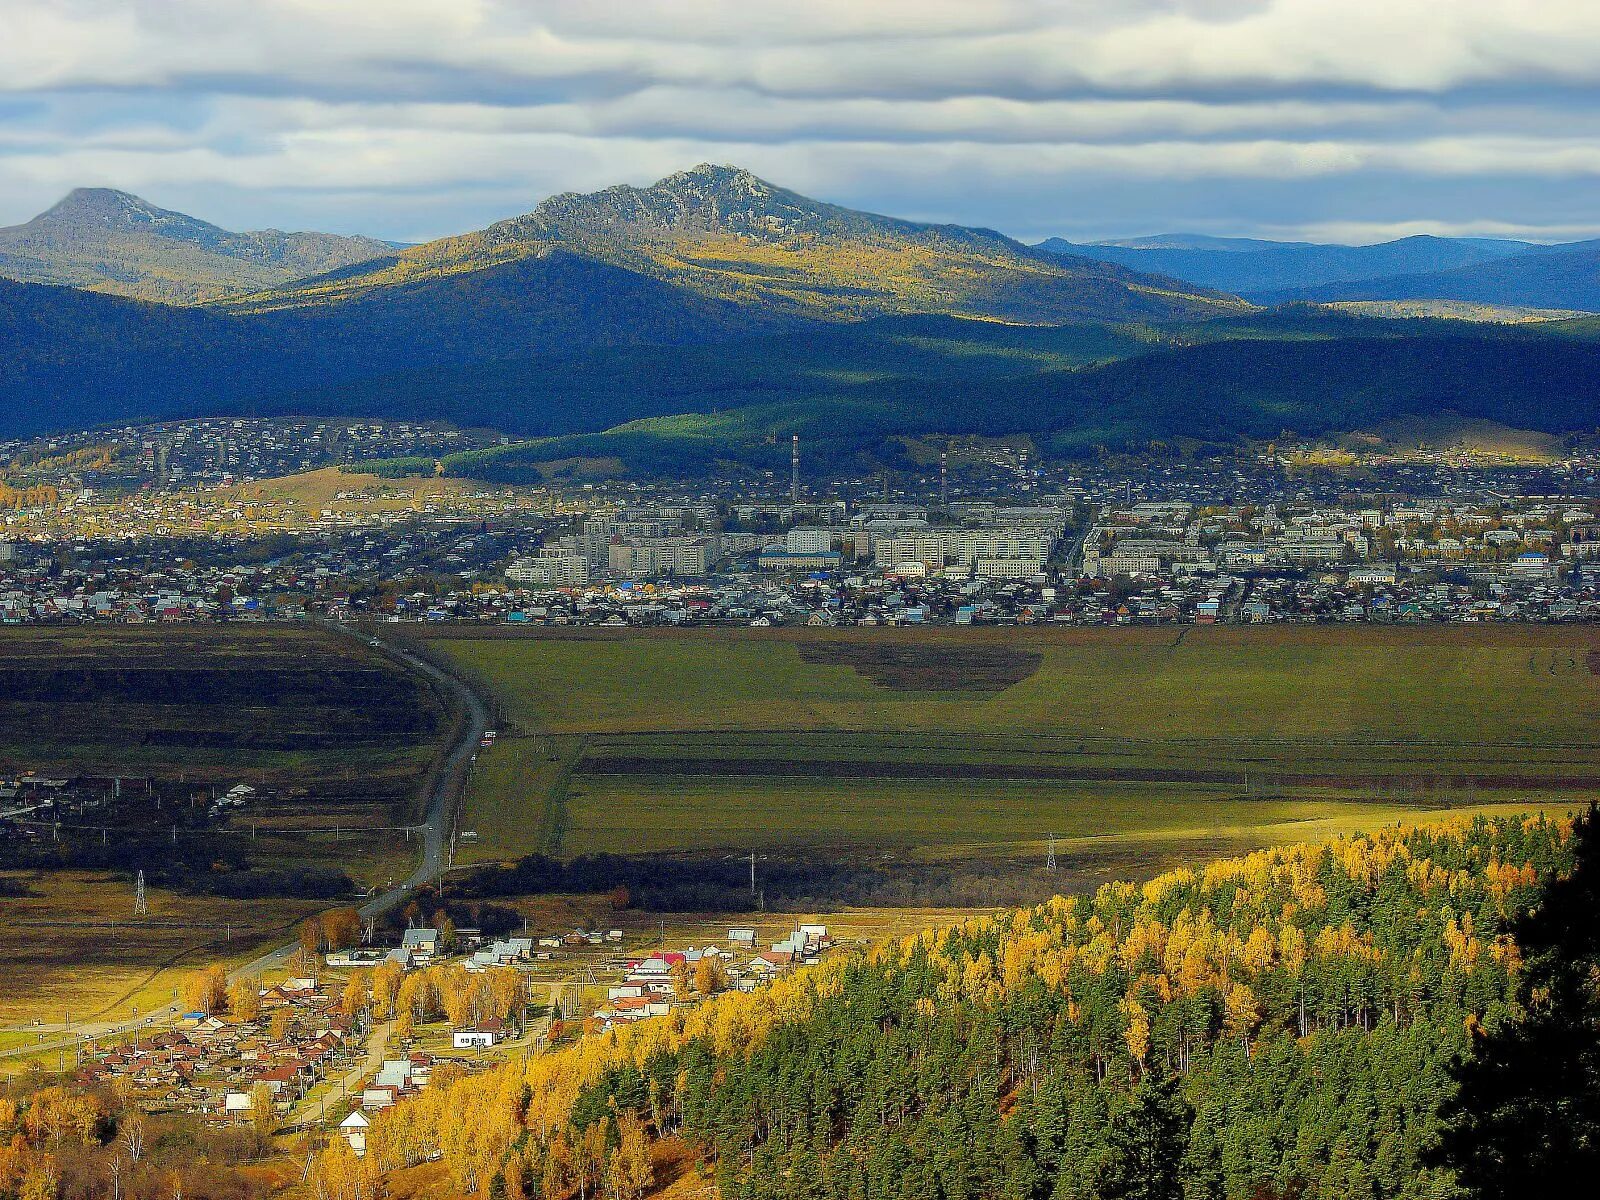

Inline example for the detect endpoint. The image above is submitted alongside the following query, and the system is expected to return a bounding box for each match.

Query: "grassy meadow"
[432,625,1597,863]
[0,869,324,1029]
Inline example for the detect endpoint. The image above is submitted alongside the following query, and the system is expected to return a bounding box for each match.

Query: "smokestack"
[940,450,948,506]
[790,434,800,504]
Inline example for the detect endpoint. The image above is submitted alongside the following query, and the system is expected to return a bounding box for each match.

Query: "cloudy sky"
[7,0,1600,245]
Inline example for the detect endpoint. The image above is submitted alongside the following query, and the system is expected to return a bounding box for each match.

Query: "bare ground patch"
[795,642,1042,691]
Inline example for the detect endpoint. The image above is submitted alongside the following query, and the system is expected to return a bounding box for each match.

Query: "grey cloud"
[4,1,1600,243]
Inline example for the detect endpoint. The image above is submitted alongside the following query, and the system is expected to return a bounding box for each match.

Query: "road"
[284,1018,393,1131]
[228,623,490,979]
[0,623,490,1065]
[1062,504,1098,578]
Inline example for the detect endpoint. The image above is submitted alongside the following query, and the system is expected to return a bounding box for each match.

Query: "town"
[0,419,1595,627]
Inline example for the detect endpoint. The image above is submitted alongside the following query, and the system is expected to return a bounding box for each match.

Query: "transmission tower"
[133,870,148,916]
[1045,834,1058,871]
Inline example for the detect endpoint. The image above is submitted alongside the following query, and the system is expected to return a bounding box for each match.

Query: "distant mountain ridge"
[0,188,395,303]
[5,165,1598,460]
[248,164,1245,325]
[1257,239,1600,311]
[1039,233,1540,297]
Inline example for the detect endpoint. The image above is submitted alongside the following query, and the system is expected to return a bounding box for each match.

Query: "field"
[0,625,453,1039]
[0,624,445,853]
[227,465,507,512]
[433,625,1596,865]
[0,870,323,1031]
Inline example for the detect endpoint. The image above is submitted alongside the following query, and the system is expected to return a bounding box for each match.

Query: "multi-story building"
[786,527,835,554]
[609,536,720,579]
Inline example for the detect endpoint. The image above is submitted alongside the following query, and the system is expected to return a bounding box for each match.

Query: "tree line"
[328,813,1581,1200]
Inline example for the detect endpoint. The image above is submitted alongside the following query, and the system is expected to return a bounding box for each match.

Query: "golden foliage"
[344,815,1567,1192]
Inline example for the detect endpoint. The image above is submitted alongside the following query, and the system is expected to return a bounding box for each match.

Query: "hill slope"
[246,164,1246,324]
[388,315,1600,480]
[0,188,393,303]
[9,272,1600,457]
[1258,239,1600,310]
[1040,233,1539,296]
[337,816,1573,1200]
[0,254,807,436]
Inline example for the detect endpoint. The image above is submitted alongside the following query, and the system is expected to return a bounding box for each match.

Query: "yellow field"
[0,870,323,1035]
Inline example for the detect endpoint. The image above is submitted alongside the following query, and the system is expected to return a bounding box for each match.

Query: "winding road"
[230,621,491,977]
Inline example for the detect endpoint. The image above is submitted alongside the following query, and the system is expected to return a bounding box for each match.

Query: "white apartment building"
[786,527,835,554]
[506,551,589,587]
[609,536,720,579]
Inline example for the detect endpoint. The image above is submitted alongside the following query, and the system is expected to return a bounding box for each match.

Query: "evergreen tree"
[1431,806,1600,1193]
[1100,1073,1192,1200]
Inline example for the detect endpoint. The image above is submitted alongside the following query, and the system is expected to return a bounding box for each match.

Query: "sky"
[6,0,1600,245]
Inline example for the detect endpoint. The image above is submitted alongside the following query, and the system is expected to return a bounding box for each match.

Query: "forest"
[314,813,1579,1200]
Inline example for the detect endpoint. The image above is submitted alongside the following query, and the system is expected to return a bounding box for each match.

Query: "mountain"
[6,267,1600,460]
[1257,239,1600,310]
[1039,233,1539,297]
[246,164,1245,324]
[1091,234,1310,253]
[0,166,1253,438]
[0,188,394,303]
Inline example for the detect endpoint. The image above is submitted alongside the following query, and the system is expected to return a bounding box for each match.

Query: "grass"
[433,625,1600,743]
[457,735,584,863]
[0,869,323,1033]
[227,465,504,511]
[431,626,1598,862]
[556,777,1555,859]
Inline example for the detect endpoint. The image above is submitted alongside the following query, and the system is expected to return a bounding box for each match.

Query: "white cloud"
[4,1,1600,240]
[9,1,1600,97]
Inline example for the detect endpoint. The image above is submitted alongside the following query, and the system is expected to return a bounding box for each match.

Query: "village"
[53,914,837,1156]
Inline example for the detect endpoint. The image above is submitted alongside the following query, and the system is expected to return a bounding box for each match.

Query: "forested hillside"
[324,815,1573,1200]
[393,322,1600,481]
[8,264,1600,457]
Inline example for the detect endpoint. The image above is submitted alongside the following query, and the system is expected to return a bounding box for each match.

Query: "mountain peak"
[503,163,833,249]
[0,188,394,303]
[41,187,210,229]
[653,163,773,193]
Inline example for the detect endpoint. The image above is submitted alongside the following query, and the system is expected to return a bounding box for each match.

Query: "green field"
[434,626,1597,863]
